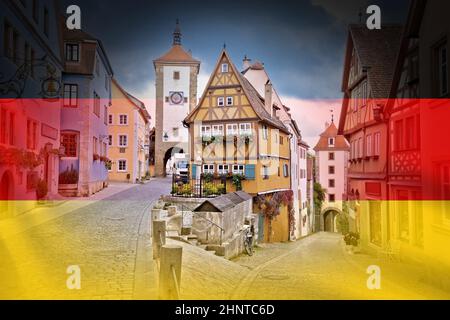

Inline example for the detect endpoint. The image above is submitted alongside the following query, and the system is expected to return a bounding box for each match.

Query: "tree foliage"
[313,182,326,215]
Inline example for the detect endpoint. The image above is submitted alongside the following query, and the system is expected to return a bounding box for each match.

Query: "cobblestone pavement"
[3,184,450,300]
[231,232,450,300]
[0,178,171,299]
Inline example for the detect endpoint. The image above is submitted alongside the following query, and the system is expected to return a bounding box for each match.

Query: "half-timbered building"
[385,0,450,287]
[184,49,292,243]
[338,25,403,252]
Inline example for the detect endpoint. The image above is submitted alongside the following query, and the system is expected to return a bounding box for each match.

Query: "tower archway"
[163,147,184,176]
[321,207,341,233]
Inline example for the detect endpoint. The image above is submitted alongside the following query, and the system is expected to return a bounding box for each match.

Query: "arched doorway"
[323,209,340,233]
[163,147,184,177]
[0,171,14,219]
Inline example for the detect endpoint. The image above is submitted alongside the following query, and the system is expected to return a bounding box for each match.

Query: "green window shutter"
[191,165,197,179]
[245,164,255,180]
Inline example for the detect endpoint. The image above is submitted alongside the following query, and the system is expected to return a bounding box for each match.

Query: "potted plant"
[36,179,48,201]
[343,232,360,254]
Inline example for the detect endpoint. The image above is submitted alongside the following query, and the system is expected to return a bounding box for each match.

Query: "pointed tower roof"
[314,122,349,151]
[154,20,200,65]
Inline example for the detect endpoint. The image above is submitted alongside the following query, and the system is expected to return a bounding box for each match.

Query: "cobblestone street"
[2,179,450,300]
[231,232,450,300]
[0,178,171,299]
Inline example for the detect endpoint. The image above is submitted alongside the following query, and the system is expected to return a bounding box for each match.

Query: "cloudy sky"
[62,0,409,147]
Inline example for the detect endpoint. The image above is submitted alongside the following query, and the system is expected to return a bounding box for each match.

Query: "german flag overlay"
[1,0,450,303]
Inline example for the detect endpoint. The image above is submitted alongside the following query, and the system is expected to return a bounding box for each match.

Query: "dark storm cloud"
[61,0,410,100]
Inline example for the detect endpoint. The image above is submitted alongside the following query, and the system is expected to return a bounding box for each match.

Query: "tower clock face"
[169,91,184,105]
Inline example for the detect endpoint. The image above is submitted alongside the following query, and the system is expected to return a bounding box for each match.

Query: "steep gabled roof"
[386,0,426,115]
[112,79,150,123]
[185,49,289,133]
[343,24,403,99]
[338,24,403,134]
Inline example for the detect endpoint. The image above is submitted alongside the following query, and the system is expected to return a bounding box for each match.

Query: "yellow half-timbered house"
[184,49,292,242]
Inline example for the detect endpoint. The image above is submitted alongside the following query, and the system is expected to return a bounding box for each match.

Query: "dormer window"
[221,63,229,73]
[328,138,335,146]
[65,43,79,62]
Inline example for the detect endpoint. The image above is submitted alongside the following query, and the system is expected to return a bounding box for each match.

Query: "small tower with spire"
[153,19,200,177]
[173,19,181,45]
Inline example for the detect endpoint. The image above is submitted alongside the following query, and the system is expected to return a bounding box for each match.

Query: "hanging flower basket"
[0,146,43,169]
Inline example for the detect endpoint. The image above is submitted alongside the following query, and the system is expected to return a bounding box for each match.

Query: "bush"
[201,172,214,183]
[181,184,192,195]
[217,183,225,194]
[232,174,245,191]
[343,232,360,246]
[36,179,48,200]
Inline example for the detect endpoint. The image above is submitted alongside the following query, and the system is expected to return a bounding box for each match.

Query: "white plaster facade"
[243,59,312,239]
[314,122,350,231]
[298,142,310,236]
[162,65,190,143]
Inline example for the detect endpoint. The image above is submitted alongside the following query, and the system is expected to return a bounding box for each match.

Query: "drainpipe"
[384,105,391,245]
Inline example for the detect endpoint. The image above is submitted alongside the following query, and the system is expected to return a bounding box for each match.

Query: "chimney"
[243,55,251,70]
[265,80,273,116]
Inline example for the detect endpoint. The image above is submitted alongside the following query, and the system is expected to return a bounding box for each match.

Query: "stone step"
[58,190,78,197]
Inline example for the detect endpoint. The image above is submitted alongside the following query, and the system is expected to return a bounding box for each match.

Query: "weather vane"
[330,109,334,123]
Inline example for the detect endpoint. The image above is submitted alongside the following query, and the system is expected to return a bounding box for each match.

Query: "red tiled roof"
[154,45,199,64]
[314,122,349,151]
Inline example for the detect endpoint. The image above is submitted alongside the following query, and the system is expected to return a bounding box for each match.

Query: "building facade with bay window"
[59,28,113,197]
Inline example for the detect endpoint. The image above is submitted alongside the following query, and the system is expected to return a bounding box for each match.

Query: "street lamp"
[0,55,61,100]
[41,63,61,99]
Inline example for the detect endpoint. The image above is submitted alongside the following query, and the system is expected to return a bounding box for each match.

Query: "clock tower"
[153,20,200,176]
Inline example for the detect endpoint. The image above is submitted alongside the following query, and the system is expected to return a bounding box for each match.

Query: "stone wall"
[160,195,205,211]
